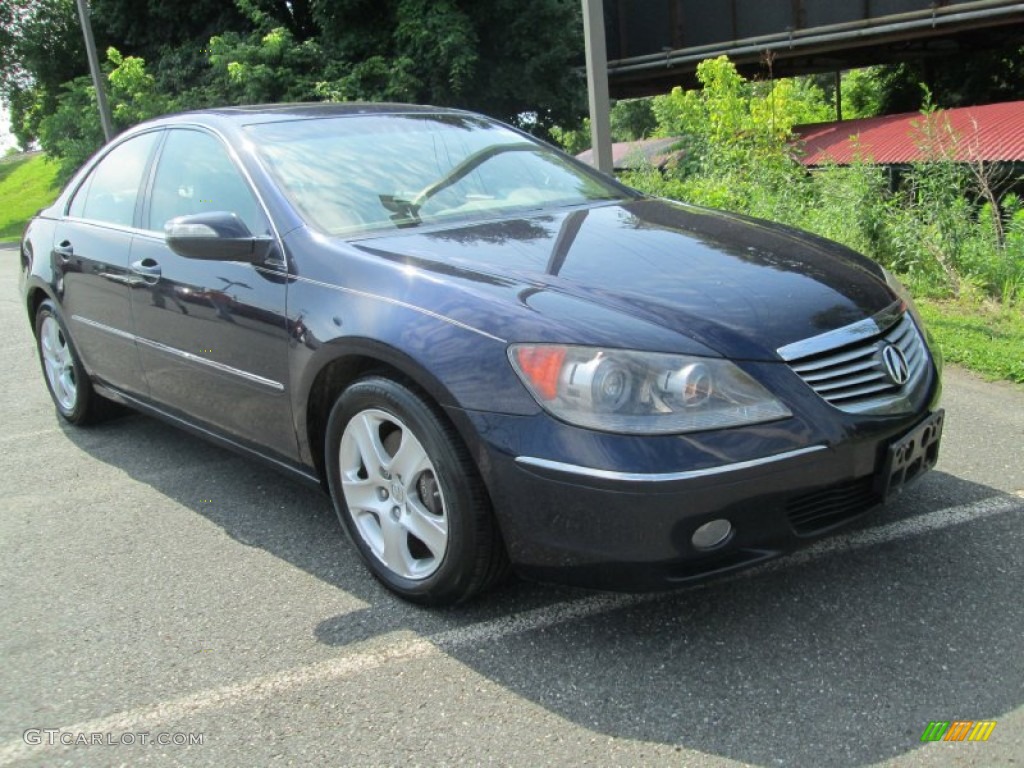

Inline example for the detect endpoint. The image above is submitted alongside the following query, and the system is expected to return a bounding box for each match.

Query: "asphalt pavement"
[1,243,1022,767]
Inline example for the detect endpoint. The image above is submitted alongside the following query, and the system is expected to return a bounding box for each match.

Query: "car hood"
[352,198,897,360]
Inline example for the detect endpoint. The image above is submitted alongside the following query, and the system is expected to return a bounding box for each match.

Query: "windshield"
[245,113,625,237]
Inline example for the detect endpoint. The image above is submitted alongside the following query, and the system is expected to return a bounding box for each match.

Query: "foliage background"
[0,0,586,180]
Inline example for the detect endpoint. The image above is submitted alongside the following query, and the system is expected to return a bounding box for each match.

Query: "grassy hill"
[0,153,60,242]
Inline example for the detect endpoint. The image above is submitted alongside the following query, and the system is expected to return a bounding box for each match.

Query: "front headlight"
[509,344,791,435]
[882,267,918,313]
[882,266,928,332]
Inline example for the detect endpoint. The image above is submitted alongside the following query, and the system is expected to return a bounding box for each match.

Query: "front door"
[129,128,296,461]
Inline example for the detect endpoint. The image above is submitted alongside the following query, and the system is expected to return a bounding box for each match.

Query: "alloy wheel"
[338,408,449,580]
[40,315,77,411]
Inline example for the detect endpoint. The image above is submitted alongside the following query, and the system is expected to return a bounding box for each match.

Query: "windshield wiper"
[412,143,537,208]
[378,194,422,228]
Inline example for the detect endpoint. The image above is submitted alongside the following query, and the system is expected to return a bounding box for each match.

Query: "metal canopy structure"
[604,0,1024,97]
[579,0,1024,172]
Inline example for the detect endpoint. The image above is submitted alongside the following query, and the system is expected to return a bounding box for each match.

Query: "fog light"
[692,519,732,550]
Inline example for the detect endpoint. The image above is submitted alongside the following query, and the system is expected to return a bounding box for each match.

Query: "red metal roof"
[576,137,684,170]
[795,101,1024,166]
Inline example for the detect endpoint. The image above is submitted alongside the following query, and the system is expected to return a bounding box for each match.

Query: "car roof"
[132,102,476,134]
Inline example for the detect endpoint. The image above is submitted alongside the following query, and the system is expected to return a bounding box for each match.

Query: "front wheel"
[325,377,508,605]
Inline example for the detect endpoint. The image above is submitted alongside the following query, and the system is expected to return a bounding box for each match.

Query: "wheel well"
[305,354,510,578]
[26,288,48,333]
[305,355,455,485]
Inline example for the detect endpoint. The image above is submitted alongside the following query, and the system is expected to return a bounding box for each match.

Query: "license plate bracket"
[877,409,944,499]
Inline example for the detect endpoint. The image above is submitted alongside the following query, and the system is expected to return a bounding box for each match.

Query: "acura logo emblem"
[881,344,910,386]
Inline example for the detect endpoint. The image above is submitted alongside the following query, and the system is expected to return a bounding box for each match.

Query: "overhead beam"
[606,0,1024,98]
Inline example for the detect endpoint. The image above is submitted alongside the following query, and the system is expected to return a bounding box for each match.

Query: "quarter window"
[147,130,267,235]
[68,132,160,226]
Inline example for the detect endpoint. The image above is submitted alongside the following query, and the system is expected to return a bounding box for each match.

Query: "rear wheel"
[325,377,508,605]
[34,300,111,425]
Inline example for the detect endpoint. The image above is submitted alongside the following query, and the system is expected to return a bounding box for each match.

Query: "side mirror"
[165,212,274,263]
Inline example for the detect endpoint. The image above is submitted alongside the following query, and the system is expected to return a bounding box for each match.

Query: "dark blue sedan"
[19,104,943,604]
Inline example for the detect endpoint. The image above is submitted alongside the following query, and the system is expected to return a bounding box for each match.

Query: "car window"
[68,132,160,226]
[147,129,268,235]
[246,114,626,237]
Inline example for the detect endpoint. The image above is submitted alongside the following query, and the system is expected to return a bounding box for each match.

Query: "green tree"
[861,42,1024,114]
[10,0,588,173]
[1,0,87,147]
[38,47,171,181]
[610,97,656,141]
[89,0,249,61]
[651,57,829,176]
[841,66,886,119]
[206,27,325,104]
[324,0,585,133]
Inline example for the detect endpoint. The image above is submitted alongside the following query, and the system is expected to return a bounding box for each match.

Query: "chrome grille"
[783,311,930,415]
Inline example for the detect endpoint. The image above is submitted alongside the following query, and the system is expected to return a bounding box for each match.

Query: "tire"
[34,300,111,425]
[325,376,509,605]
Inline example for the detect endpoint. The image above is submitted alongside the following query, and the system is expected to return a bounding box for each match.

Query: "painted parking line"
[755,491,1023,572]
[1,493,1019,765]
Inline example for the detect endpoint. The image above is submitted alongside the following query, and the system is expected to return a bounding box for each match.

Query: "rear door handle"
[130,258,162,280]
[54,242,73,260]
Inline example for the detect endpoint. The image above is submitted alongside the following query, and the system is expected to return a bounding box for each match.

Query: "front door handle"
[130,258,162,280]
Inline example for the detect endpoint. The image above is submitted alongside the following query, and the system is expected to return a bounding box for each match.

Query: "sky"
[0,104,16,153]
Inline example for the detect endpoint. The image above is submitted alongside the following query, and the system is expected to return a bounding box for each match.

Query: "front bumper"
[459,407,943,591]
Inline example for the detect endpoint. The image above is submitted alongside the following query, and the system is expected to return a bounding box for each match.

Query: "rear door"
[129,127,296,461]
[54,131,161,396]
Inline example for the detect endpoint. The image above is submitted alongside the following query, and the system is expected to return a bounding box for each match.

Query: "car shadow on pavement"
[58,410,596,625]
[62,410,1023,768]
[433,508,1022,767]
